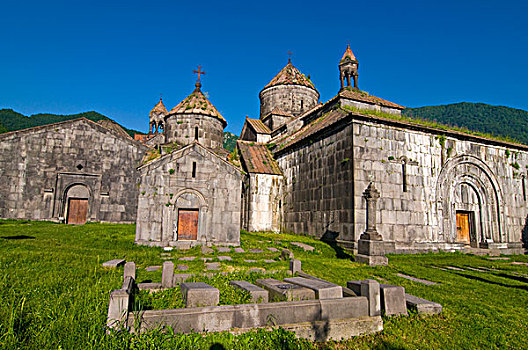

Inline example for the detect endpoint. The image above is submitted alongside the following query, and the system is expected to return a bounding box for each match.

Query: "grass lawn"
[0,220,526,349]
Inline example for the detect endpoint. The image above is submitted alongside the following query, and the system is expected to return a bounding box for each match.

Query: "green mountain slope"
[0,109,144,137]
[403,102,528,145]
[223,131,238,152]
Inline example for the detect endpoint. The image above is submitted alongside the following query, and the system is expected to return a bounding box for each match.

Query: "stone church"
[0,46,526,254]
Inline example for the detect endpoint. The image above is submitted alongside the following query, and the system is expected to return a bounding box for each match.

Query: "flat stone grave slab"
[181,282,220,308]
[205,262,220,270]
[138,282,162,292]
[487,257,509,260]
[290,242,315,252]
[445,266,465,271]
[102,259,125,268]
[285,277,342,299]
[163,247,173,251]
[396,273,437,285]
[177,265,189,271]
[218,256,232,261]
[217,247,231,253]
[230,280,269,303]
[244,260,257,263]
[405,294,443,315]
[249,249,264,253]
[267,247,279,252]
[465,267,489,272]
[145,266,161,272]
[234,248,245,253]
[201,246,214,254]
[249,268,266,273]
[256,278,315,301]
[201,257,213,261]
[264,259,276,263]
[160,252,171,256]
[511,261,528,266]
[179,256,196,261]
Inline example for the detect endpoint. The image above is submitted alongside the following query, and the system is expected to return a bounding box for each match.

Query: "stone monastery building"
[0,46,526,254]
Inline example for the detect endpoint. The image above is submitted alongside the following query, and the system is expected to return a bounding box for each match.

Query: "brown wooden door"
[177,209,199,240]
[456,212,470,243]
[67,198,88,224]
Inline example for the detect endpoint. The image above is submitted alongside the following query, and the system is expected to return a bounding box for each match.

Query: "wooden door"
[456,212,470,243]
[67,198,88,224]
[177,209,199,240]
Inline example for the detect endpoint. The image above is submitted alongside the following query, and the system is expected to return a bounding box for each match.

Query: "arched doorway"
[173,189,207,241]
[64,184,90,224]
[436,155,505,246]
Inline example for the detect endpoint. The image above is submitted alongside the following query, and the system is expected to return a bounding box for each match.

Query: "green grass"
[0,220,527,349]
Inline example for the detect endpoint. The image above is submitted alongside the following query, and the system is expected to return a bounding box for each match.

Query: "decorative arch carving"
[171,188,208,242]
[436,155,505,244]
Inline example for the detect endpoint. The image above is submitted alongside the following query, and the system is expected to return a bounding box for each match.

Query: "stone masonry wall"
[260,85,319,118]
[246,173,283,233]
[135,143,242,246]
[0,119,148,223]
[165,114,224,149]
[276,121,354,244]
[352,119,527,251]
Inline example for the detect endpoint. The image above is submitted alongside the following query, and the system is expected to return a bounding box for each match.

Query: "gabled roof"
[169,84,226,125]
[97,119,132,139]
[246,118,271,134]
[150,98,168,115]
[339,89,405,110]
[237,140,282,175]
[263,60,316,90]
[340,45,357,63]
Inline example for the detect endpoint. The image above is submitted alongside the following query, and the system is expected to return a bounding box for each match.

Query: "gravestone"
[234,248,245,253]
[281,249,294,260]
[284,277,343,299]
[267,247,279,252]
[201,246,214,254]
[217,247,231,253]
[161,261,174,288]
[218,256,232,261]
[123,262,136,281]
[256,278,315,301]
[405,294,443,314]
[179,256,196,261]
[290,242,315,252]
[347,280,381,317]
[380,284,407,316]
[145,266,161,272]
[290,259,302,274]
[249,249,264,253]
[396,273,437,285]
[180,282,219,308]
[102,259,125,268]
[205,262,220,270]
[230,281,269,303]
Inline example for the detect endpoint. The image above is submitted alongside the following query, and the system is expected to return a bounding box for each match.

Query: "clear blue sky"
[1,0,526,135]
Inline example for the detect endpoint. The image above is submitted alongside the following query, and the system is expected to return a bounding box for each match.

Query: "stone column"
[355,183,389,266]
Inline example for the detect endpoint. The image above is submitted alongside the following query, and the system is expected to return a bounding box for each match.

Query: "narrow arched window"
[194,127,199,141]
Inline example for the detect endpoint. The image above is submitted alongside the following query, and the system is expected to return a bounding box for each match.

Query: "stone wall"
[135,143,242,247]
[164,113,224,149]
[244,173,283,233]
[259,85,319,118]
[0,119,148,223]
[276,119,355,244]
[352,118,527,252]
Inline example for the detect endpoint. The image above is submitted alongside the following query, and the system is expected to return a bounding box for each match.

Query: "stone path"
[145,266,161,272]
[396,273,437,285]
[290,242,315,252]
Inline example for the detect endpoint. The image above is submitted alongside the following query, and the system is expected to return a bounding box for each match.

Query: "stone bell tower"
[339,45,359,90]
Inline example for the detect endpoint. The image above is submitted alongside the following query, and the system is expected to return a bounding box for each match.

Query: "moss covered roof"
[169,84,226,125]
[263,61,316,90]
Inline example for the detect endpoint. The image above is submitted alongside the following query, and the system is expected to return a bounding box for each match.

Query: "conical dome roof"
[264,60,316,90]
[150,98,168,115]
[340,45,357,63]
[169,83,226,125]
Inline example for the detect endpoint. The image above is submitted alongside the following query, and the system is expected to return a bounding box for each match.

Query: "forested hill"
[0,109,144,137]
[403,102,528,145]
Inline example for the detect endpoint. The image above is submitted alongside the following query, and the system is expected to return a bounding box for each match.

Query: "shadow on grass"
[320,230,352,259]
[496,273,528,284]
[1,235,35,240]
[454,272,528,291]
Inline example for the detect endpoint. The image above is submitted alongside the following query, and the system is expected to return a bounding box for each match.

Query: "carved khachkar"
[355,182,390,266]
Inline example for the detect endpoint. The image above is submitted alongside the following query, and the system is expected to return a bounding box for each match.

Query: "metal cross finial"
[193,65,206,82]
[159,93,163,101]
[287,50,293,63]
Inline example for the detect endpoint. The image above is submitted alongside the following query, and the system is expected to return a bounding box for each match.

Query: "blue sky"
[1,0,527,134]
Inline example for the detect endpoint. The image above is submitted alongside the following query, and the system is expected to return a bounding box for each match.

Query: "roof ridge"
[169,88,226,125]
[263,61,316,90]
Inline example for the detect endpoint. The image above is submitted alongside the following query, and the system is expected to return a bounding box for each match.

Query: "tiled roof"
[150,98,168,115]
[237,140,282,175]
[274,109,349,152]
[169,84,226,124]
[339,89,405,110]
[246,118,271,134]
[97,119,132,139]
[269,107,294,118]
[264,61,316,90]
[340,45,357,62]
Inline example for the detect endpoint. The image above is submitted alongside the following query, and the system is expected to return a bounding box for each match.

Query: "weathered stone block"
[230,280,269,303]
[161,261,174,289]
[361,279,381,317]
[256,278,315,301]
[284,277,343,299]
[123,261,136,281]
[180,282,219,308]
[289,259,302,274]
[380,284,408,316]
[103,259,125,268]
